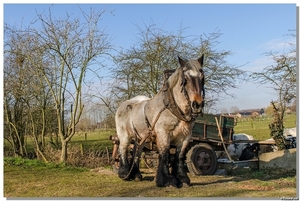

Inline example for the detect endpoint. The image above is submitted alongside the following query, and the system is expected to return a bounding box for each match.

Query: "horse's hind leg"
[127,143,143,181]
[118,137,131,180]
[129,159,143,181]
[156,146,177,187]
[118,134,143,181]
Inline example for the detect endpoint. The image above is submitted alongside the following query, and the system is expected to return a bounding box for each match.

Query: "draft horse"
[115,55,205,187]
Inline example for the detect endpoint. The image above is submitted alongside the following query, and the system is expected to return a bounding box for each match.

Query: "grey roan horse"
[115,55,205,187]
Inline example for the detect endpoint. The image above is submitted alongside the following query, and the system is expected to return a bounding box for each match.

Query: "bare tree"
[31,7,112,163]
[3,37,28,157]
[4,6,112,163]
[111,24,246,112]
[111,24,183,101]
[251,30,296,117]
[220,108,229,115]
[190,30,247,110]
[3,25,56,159]
[230,106,240,114]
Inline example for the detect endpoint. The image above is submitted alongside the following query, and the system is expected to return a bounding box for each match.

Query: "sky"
[2,1,298,113]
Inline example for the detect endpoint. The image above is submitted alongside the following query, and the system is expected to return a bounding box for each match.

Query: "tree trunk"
[269,101,286,150]
[60,140,68,163]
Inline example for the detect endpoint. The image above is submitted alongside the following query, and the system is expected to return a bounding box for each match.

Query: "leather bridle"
[163,67,205,122]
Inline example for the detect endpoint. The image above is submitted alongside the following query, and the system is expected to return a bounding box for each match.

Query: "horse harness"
[123,67,204,180]
[135,67,205,144]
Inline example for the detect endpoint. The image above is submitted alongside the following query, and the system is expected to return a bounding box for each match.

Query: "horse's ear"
[178,56,186,67]
[198,54,204,67]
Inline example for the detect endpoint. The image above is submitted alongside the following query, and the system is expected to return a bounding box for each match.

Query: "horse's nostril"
[192,101,200,109]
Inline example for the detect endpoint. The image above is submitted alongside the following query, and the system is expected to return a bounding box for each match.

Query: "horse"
[115,55,205,187]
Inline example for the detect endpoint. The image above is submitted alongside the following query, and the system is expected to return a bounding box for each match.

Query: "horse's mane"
[159,68,181,94]
[160,58,202,94]
[166,68,181,88]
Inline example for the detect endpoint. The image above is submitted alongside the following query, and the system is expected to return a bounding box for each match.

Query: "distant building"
[238,108,264,117]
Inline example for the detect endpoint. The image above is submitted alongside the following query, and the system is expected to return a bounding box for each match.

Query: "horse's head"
[177,54,205,118]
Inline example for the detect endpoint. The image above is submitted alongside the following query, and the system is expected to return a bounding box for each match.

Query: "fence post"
[80,143,84,156]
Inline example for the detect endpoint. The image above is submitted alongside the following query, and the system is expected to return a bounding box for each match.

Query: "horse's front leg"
[155,137,177,187]
[173,140,191,187]
[156,149,178,187]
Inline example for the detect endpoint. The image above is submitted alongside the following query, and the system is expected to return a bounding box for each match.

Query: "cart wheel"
[186,143,217,175]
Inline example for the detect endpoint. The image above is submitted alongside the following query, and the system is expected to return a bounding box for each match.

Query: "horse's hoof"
[155,179,177,188]
[134,173,143,181]
[181,182,191,188]
[166,177,178,188]
[166,184,178,188]
[178,176,190,186]
[118,172,131,181]
[156,182,177,188]
[168,182,178,188]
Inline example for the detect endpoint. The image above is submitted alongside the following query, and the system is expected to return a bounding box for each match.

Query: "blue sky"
[2,2,298,112]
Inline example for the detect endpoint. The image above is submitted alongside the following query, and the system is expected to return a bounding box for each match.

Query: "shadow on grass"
[190,177,236,186]
[139,167,296,187]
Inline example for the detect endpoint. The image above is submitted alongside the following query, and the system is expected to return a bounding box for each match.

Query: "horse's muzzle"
[191,100,204,115]
[191,107,204,119]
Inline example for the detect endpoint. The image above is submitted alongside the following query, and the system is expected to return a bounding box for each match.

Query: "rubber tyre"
[186,143,217,175]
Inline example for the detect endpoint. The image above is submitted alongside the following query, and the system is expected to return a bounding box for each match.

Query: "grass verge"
[4,157,297,198]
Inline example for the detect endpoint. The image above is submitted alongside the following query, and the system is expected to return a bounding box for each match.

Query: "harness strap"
[144,104,167,131]
[163,83,193,122]
[122,103,167,180]
[121,126,151,180]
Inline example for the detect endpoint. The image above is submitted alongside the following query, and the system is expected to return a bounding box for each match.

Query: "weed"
[251,170,265,178]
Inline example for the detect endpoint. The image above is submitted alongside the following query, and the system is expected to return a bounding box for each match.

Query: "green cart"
[185,113,235,175]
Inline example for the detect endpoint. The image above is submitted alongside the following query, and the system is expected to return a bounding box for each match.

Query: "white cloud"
[244,56,274,72]
[241,35,295,73]
[258,37,295,53]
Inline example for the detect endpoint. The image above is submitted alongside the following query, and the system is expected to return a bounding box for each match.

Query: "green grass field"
[234,113,296,140]
[70,129,115,151]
